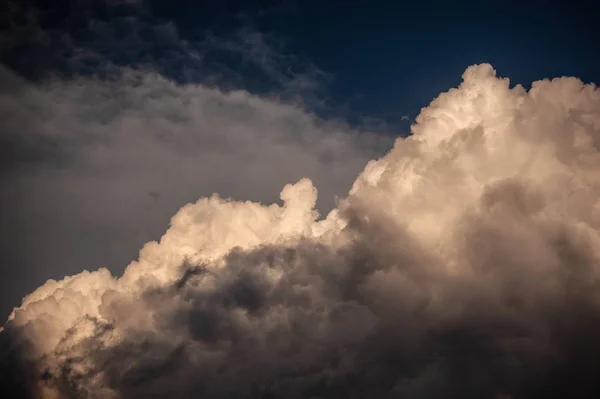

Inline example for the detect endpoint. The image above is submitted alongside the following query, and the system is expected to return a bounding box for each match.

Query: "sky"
[1,1,600,398]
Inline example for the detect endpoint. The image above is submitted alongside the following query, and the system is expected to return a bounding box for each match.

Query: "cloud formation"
[0,0,379,319]
[3,64,600,398]
[0,62,388,319]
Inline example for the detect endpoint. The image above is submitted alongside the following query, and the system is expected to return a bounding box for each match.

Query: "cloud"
[0,62,390,320]
[0,0,389,329]
[2,64,600,398]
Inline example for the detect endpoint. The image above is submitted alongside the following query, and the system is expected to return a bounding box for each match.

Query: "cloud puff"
[3,64,600,398]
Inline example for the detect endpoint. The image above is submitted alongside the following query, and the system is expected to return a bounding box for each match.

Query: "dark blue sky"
[258,1,599,126]
[2,0,599,129]
[141,0,600,127]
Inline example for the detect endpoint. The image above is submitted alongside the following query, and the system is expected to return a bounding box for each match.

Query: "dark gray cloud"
[0,0,325,96]
[5,190,600,398]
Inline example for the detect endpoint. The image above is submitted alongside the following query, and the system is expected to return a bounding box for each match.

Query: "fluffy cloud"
[3,64,600,398]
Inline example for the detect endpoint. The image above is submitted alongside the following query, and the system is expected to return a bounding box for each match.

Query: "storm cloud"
[2,64,600,398]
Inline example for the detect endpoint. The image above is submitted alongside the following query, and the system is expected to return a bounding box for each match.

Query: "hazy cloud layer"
[0,62,389,320]
[1,0,383,320]
[3,64,600,398]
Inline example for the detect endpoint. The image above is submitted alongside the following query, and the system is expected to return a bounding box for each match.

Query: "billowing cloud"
[3,64,600,398]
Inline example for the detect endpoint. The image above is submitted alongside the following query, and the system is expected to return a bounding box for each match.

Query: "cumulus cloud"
[3,64,600,398]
